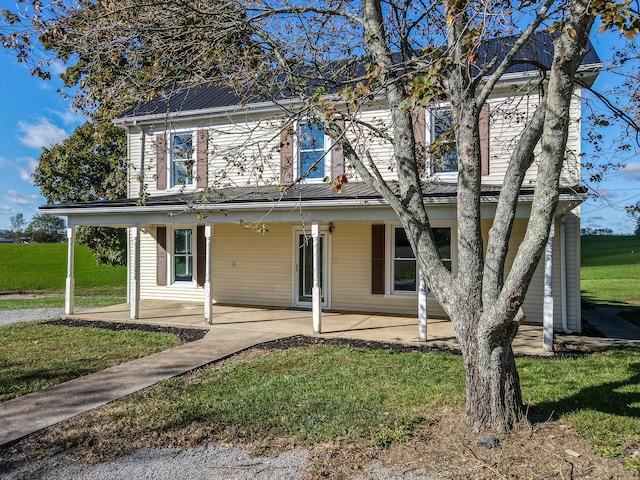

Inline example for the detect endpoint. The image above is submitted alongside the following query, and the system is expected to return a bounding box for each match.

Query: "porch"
[64,301,552,356]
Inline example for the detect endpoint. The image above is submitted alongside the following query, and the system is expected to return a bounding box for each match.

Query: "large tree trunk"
[458,318,524,432]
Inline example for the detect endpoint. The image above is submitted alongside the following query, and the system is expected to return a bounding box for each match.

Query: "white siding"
[126,87,584,199]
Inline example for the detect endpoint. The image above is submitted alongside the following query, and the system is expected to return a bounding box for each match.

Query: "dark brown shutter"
[331,117,345,179]
[156,226,167,286]
[479,103,490,176]
[371,224,385,294]
[280,122,294,184]
[196,130,208,188]
[156,133,167,190]
[196,225,206,286]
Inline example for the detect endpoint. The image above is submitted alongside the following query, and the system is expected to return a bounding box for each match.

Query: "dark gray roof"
[120,32,600,119]
[39,182,587,211]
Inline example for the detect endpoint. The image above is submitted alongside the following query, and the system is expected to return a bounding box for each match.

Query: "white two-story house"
[42,34,601,340]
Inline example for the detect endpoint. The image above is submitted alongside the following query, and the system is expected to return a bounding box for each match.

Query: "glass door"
[295,232,328,307]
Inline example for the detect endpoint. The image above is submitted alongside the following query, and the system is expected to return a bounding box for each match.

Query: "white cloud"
[3,190,40,207]
[14,157,38,183]
[49,108,86,126]
[17,117,68,149]
[598,189,620,200]
[620,162,640,181]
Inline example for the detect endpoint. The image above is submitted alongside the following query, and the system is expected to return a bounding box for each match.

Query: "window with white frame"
[391,226,452,294]
[428,106,457,174]
[173,228,194,282]
[296,121,328,180]
[170,132,195,187]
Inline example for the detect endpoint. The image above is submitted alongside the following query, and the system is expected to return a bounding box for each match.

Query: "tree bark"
[457,309,526,432]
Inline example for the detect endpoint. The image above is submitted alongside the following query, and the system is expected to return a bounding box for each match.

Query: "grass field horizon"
[580,235,640,308]
[0,243,126,309]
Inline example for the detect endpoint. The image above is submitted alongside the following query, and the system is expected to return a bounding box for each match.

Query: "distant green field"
[0,244,126,297]
[581,235,640,306]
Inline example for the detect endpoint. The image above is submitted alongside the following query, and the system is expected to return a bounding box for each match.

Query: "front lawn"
[0,322,180,401]
[19,341,640,477]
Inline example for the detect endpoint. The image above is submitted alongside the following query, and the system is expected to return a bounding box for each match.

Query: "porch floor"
[65,300,554,356]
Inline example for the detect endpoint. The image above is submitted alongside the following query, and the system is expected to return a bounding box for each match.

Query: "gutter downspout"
[561,215,572,334]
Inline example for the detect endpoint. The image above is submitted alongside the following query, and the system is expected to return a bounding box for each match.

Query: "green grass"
[0,321,180,402]
[581,235,640,268]
[0,296,127,311]
[71,344,640,460]
[0,243,126,296]
[92,345,465,446]
[520,347,640,459]
[581,236,640,307]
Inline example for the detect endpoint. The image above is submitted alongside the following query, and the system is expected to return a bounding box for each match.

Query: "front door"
[294,231,329,308]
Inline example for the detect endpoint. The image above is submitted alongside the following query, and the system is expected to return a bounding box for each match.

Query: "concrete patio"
[65,300,557,356]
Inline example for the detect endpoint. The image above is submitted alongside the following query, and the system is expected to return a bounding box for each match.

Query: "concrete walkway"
[1,303,639,447]
[0,326,287,447]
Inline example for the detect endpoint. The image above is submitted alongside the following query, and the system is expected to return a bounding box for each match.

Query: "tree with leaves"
[2,0,639,433]
[24,214,66,243]
[627,201,640,235]
[34,121,128,264]
[9,213,26,243]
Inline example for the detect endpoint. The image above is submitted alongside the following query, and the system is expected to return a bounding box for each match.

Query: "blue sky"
[0,48,84,231]
[0,34,639,234]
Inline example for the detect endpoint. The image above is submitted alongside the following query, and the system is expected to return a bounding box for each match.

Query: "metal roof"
[119,32,601,120]
[39,182,587,212]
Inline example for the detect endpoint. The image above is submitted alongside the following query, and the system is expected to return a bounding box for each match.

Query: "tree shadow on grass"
[528,360,640,424]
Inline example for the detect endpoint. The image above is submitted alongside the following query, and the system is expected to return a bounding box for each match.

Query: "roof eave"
[39,191,587,217]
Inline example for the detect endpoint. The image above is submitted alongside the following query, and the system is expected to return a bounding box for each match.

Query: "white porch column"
[204,223,213,325]
[64,225,76,315]
[312,221,322,334]
[543,220,555,352]
[130,224,140,320]
[418,271,428,342]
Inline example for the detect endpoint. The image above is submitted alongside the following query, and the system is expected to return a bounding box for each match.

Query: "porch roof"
[40,181,587,214]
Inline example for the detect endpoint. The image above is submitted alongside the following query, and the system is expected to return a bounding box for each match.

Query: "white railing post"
[418,271,427,342]
[205,223,213,324]
[130,224,140,320]
[64,225,76,315]
[312,221,322,334]
[543,220,555,352]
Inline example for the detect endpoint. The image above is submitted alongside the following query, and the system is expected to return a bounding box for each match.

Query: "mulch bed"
[44,319,208,344]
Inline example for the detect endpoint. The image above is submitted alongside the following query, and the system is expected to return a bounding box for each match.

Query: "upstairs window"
[297,121,328,181]
[170,132,195,187]
[429,106,457,175]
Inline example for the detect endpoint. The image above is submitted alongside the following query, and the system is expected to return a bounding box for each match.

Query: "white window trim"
[168,225,197,287]
[293,119,332,183]
[167,130,197,190]
[425,103,457,182]
[384,221,457,297]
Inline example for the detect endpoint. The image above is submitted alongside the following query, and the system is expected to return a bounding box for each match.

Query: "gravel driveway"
[0,308,69,326]
[0,445,442,480]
